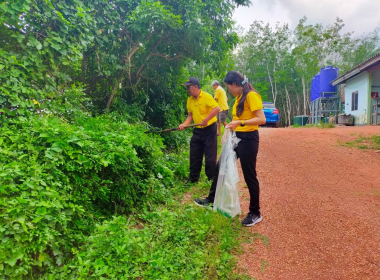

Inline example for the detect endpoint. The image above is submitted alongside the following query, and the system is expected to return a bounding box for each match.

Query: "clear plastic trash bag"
[213,129,241,218]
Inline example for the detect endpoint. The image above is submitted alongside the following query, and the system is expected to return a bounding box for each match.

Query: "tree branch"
[82,51,86,83]
[106,42,141,110]
[106,69,126,110]
[95,46,101,72]
[105,31,160,109]
[136,34,165,77]
[151,53,183,61]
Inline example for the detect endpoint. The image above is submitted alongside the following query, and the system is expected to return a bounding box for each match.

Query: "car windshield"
[263,103,275,108]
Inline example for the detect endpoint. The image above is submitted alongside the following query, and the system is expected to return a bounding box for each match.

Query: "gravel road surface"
[237,126,380,280]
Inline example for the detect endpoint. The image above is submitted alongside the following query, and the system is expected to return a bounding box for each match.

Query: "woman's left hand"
[226,120,242,130]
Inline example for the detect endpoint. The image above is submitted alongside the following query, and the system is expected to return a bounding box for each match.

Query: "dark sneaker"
[184,179,198,187]
[194,197,213,208]
[241,213,262,227]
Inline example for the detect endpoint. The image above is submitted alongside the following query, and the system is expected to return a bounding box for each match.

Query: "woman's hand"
[226,120,242,130]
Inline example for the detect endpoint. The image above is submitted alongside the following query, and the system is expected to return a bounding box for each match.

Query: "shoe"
[184,179,198,186]
[194,197,213,208]
[241,213,262,227]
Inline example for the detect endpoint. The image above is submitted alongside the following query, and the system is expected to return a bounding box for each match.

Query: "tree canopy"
[1,0,249,132]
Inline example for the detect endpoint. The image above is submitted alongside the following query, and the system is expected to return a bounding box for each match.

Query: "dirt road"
[237,126,380,280]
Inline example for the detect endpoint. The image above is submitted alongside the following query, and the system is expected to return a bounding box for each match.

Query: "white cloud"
[233,0,380,36]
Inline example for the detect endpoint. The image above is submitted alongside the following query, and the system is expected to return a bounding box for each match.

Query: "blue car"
[262,101,280,128]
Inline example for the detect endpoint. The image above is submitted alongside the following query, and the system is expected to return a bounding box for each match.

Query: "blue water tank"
[311,73,320,101]
[320,66,338,95]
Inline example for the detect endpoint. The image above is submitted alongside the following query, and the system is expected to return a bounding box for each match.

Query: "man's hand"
[180,113,193,130]
[178,124,186,130]
[202,106,220,127]
[201,119,208,127]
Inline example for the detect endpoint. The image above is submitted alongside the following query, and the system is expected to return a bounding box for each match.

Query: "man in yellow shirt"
[211,80,229,136]
[179,77,220,184]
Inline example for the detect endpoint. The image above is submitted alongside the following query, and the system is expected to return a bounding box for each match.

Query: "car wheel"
[273,122,279,128]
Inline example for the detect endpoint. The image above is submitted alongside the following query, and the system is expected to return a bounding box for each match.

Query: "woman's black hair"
[224,71,258,117]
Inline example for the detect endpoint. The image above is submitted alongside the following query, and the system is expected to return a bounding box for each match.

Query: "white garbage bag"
[213,129,241,218]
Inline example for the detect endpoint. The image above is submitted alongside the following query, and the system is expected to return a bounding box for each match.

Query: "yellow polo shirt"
[187,90,218,128]
[232,91,263,132]
[214,86,229,111]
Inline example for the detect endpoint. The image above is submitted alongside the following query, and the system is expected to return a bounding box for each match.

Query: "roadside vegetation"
[342,134,380,150]
[0,0,254,278]
[1,113,255,279]
[292,122,335,128]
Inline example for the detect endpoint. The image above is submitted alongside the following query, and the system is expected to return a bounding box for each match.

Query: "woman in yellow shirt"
[194,71,266,227]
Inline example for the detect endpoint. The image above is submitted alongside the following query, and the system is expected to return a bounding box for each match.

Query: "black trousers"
[207,130,260,215]
[189,122,217,182]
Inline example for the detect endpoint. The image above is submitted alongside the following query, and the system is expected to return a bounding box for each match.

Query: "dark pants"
[207,130,260,215]
[189,122,217,182]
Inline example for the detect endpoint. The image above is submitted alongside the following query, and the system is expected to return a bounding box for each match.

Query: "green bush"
[45,206,243,280]
[0,115,188,278]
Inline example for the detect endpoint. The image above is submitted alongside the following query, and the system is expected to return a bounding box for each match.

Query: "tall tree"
[1,0,250,130]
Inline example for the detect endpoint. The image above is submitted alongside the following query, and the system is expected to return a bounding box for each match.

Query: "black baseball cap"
[182,77,201,88]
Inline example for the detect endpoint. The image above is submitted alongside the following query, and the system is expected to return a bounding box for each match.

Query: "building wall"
[371,68,380,90]
[372,68,380,84]
[344,72,370,125]
[370,68,380,124]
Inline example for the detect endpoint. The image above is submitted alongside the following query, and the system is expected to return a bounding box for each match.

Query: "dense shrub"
[45,206,242,280]
[0,115,188,278]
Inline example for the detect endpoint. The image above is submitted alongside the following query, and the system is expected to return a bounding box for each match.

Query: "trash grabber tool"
[144,123,202,134]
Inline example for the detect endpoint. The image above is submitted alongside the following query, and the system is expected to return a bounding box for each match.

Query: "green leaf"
[0,186,8,195]
[4,252,24,267]
[76,155,89,164]
[94,258,105,268]
[51,143,62,153]
[9,99,20,106]
[39,133,50,138]
[16,197,28,204]
[36,41,42,50]
[32,216,43,223]
[36,207,47,215]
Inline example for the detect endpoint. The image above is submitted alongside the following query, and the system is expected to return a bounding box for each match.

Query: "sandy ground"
[236,125,380,280]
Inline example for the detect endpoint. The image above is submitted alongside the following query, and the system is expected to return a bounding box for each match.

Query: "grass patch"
[41,169,252,279]
[292,122,335,129]
[189,177,214,200]
[342,134,380,150]
[260,259,270,273]
[217,124,226,157]
[175,121,267,280]
[48,200,250,280]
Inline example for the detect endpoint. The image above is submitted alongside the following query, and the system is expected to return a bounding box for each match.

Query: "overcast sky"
[233,0,380,36]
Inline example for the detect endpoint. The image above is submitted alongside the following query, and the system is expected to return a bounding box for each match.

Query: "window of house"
[351,91,358,111]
